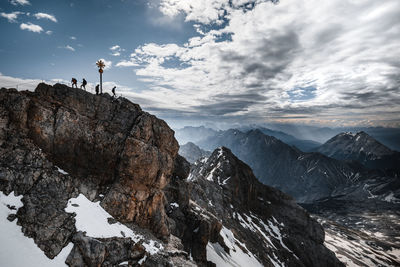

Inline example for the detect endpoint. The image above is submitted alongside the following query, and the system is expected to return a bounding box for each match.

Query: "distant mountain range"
[238,126,320,151]
[193,129,364,203]
[314,131,400,170]
[177,128,400,204]
[178,142,210,163]
[175,126,320,152]
[175,125,400,151]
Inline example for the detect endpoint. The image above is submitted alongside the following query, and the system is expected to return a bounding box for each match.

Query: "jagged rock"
[66,233,148,267]
[0,83,179,240]
[0,132,79,258]
[188,147,344,267]
[66,232,107,267]
[0,84,346,267]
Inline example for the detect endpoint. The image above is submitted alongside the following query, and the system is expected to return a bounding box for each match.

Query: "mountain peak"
[188,147,344,266]
[316,131,399,169]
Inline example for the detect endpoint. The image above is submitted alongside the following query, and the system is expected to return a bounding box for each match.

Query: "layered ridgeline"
[0,83,342,266]
[195,128,400,203]
[179,142,211,164]
[315,131,400,170]
[196,129,359,203]
[175,126,320,152]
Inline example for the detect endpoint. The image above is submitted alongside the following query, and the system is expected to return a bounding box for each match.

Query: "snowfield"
[0,191,73,267]
[65,193,163,255]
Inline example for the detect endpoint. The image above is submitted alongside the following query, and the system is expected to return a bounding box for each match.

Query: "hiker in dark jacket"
[112,86,116,98]
[95,84,99,95]
[71,78,78,88]
[80,78,87,90]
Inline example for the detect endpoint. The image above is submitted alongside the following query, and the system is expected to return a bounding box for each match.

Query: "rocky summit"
[1,83,343,266]
[315,131,400,170]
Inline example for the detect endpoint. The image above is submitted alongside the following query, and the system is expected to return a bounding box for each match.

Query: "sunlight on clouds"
[33,13,57,23]
[121,0,400,126]
[20,22,43,33]
[0,12,23,23]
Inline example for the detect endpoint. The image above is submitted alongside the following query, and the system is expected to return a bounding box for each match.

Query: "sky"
[1,0,400,129]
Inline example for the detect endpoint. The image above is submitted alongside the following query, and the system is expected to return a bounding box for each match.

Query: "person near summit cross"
[95,84,99,95]
[80,78,87,90]
[112,86,116,98]
[71,78,78,88]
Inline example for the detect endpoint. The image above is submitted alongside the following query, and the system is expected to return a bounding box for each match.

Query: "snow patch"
[170,202,179,208]
[0,191,73,266]
[65,194,163,255]
[56,166,68,175]
[383,192,400,204]
[206,226,263,267]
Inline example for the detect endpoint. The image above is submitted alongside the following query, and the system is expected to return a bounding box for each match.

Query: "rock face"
[315,131,400,170]
[187,147,344,267]
[0,83,345,266]
[0,84,197,266]
[179,142,211,163]
[1,83,178,239]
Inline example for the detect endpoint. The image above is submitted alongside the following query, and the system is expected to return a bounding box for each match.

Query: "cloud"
[33,12,57,23]
[109,45,124,57]
[116,60,138,67]
[10,0,30,6]
[45,30,52,35]
[70,36,76,40]
[113,0,400,127]
[110,45,120,51]
[1,11,23,23]
[0,74,44,91]
[20,22,43,33]
[58,45,75,51]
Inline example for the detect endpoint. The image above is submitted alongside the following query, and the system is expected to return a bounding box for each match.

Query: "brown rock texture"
[0,83,179,240]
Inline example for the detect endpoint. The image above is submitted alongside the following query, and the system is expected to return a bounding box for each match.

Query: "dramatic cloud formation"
[10,0,30,6]
[0,11,23,23]
[33,12,57,23]
[20,22,43,33]
[116,0,400,127]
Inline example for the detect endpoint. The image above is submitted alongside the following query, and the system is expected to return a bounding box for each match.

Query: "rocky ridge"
[196,128,363,203]
[186,147,343,266]
[0,83,343,266]
[315,131,400,170]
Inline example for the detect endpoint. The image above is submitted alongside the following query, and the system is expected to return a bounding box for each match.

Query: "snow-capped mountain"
[195,129,365,203]
[185,147,343,266]
[315,131,400,170]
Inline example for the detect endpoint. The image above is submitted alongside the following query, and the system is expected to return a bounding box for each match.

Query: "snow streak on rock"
[206,226,264,267]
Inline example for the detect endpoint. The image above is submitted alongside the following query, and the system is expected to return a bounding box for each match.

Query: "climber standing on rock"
[95,84,99,95]
[112,86,116,98]
[80,78,87,90]
[71,78,78,88]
